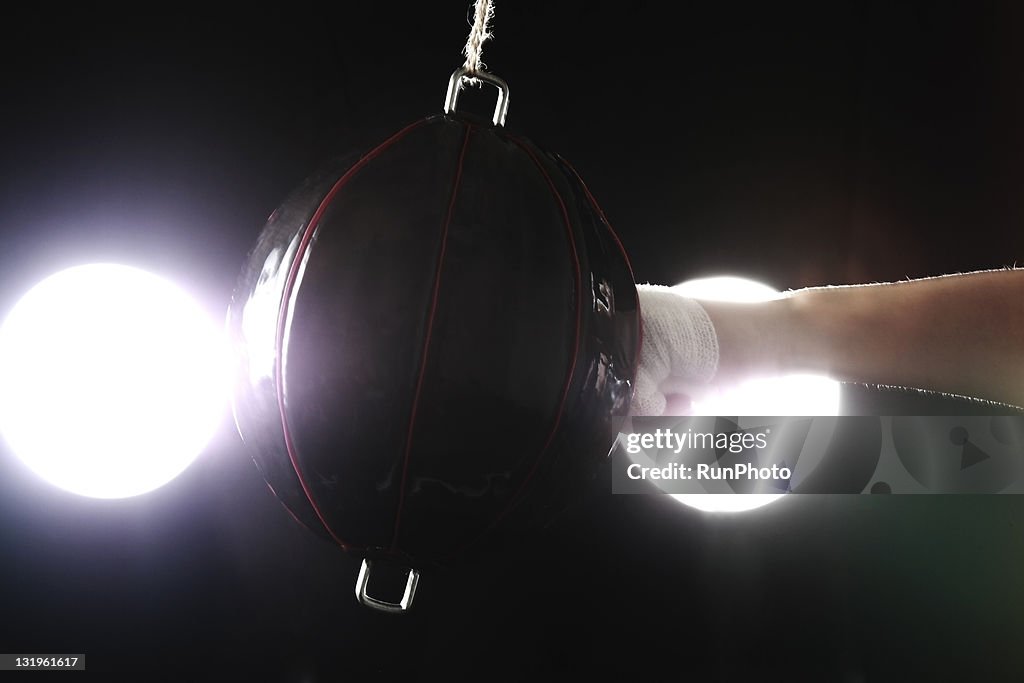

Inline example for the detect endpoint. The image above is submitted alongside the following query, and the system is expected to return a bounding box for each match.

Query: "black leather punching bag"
[227,69,639,612]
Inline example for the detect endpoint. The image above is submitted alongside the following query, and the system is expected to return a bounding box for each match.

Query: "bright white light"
[672,275,783,303]
[0,264,227,499]
[666,276,841,513]
[689,374,840,418]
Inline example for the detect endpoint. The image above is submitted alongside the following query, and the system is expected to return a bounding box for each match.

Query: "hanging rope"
[462,0,495,85]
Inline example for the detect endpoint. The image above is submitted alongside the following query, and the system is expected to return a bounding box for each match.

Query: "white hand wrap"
[629,284,720,416]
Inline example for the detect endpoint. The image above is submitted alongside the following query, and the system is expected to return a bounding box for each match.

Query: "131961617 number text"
[0,655,85,671]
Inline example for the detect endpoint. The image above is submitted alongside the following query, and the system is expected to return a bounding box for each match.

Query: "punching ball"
[227,66,639,612]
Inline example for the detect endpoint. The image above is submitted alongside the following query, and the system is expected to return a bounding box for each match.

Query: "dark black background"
[1,2,1023,680]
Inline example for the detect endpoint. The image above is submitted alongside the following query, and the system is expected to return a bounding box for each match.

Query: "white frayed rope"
[462,0,495,83]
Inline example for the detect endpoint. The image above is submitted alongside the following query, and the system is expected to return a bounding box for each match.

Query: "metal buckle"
[443,67,511,127]
[354,559,420,614]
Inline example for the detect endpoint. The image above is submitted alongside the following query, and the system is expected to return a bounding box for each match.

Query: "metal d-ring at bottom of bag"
[355,558,420,614]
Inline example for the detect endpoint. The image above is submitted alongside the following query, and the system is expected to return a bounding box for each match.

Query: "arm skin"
[696,268,1024,409]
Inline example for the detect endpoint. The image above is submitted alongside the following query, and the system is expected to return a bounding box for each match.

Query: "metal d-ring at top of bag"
[443,0,510,127]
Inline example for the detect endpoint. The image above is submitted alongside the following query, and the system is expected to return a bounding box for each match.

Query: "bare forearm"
[700,269,1024,408]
